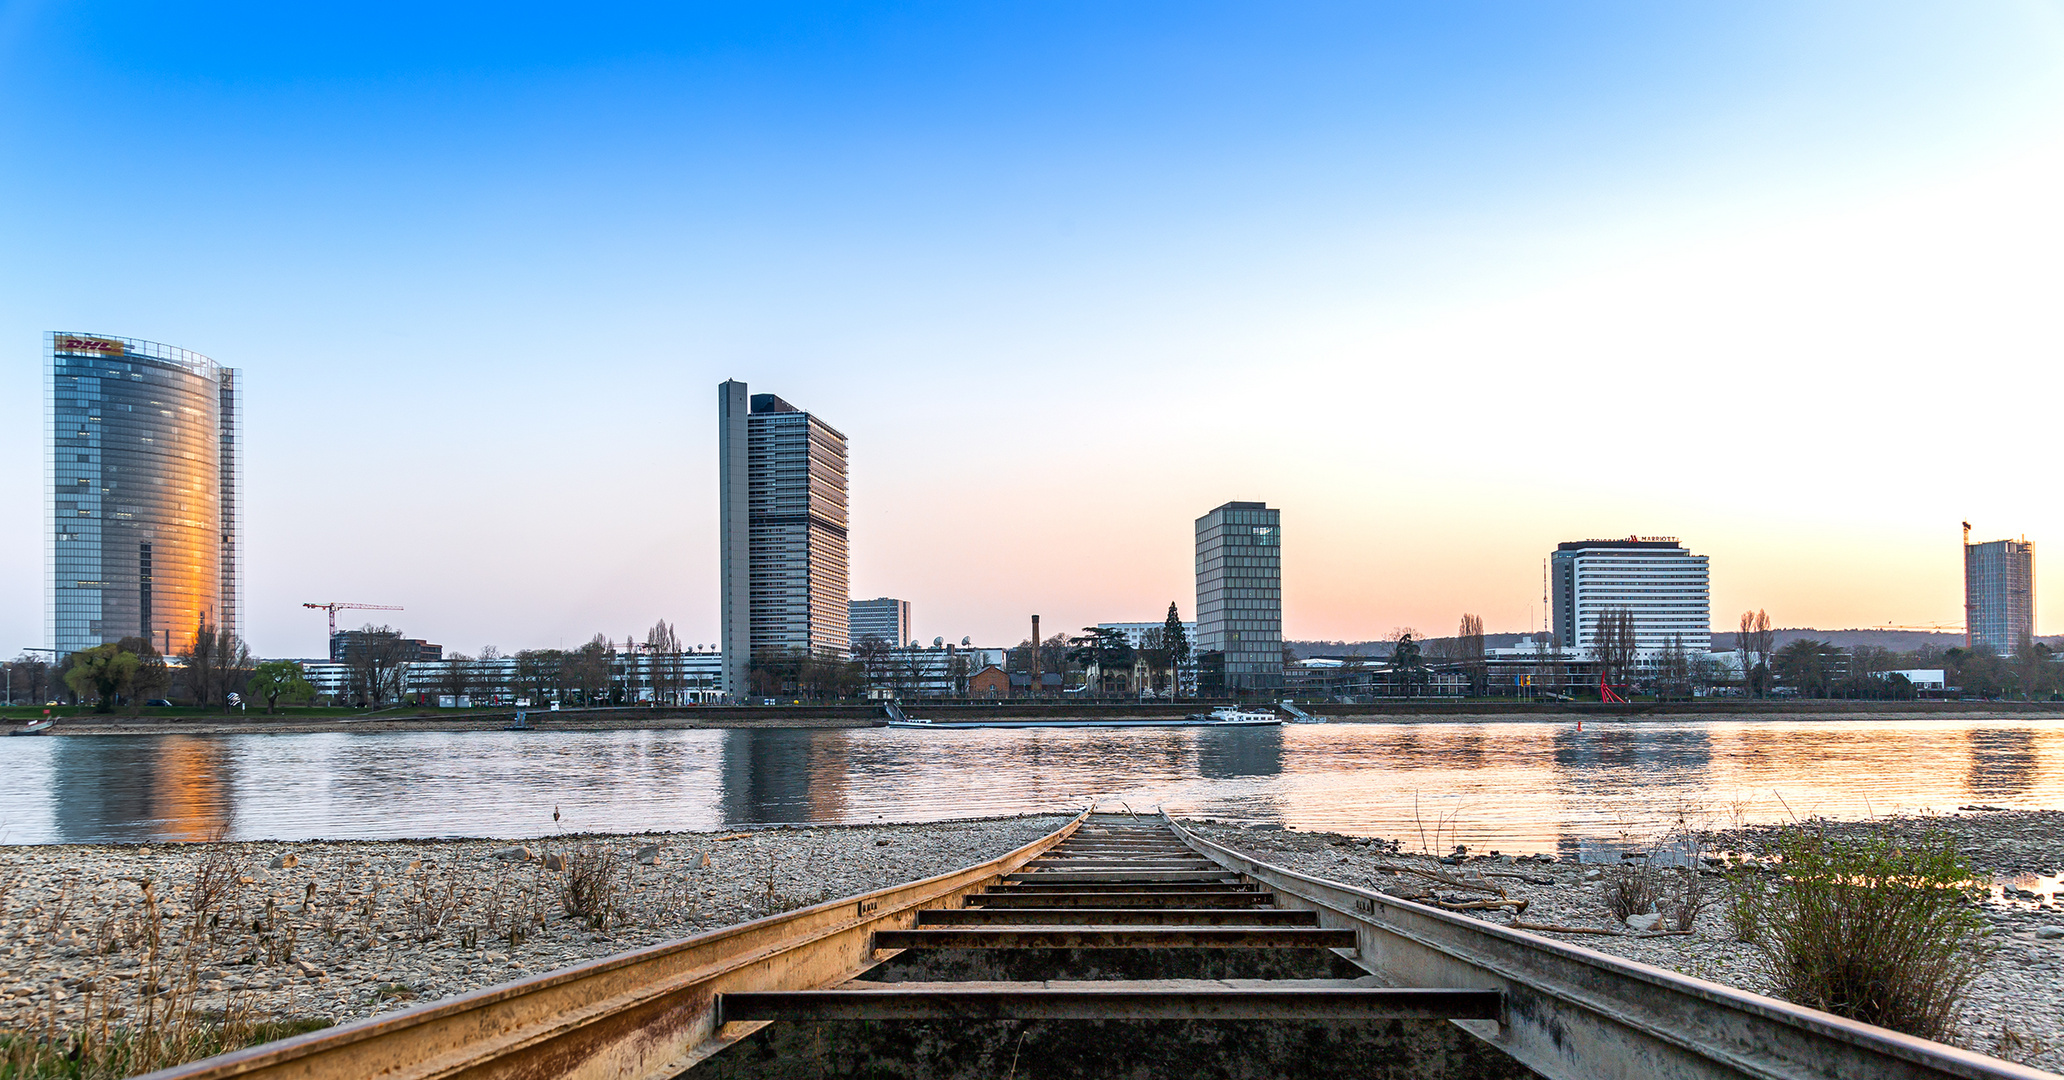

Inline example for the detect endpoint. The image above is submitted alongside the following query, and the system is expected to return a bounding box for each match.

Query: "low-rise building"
[857,642,1007,698]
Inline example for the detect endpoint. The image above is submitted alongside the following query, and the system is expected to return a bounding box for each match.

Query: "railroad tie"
[712,816,1503,1030]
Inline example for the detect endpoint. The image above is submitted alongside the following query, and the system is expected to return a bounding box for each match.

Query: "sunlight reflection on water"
[2,718,2060,853]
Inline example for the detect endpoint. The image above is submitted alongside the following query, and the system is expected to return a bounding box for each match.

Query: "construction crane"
[303,602,403,638]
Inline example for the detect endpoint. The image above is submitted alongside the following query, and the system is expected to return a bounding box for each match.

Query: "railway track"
[141,811,2054,1080]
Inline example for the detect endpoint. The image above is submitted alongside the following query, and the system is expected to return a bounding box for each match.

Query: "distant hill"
[1294,628,2062,661]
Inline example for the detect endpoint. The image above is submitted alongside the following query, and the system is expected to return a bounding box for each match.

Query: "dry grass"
[0,875,331,1080]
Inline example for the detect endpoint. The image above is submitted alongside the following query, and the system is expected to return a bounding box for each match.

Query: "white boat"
[881,703,1280,729]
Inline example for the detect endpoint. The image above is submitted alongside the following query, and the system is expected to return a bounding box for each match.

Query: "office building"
[1965,532,2035,655]
[718,381,850,696]
[1096,621,1197,650]
[848,597,912,647]
[1550,537,1711,657]
[329,629,443,664]
[47,333,240,658]
[1195,501,1283,692]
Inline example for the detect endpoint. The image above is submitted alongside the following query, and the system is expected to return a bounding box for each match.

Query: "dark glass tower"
[1195,501,1282,693]
[47,333,240,658]
[718,380,849,697]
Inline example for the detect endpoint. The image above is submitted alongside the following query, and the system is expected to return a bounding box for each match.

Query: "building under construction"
[1964,523,2035,655]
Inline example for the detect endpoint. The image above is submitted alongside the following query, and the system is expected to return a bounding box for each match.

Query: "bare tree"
[179,612,250,708]
[438,652,474,703]
[1738,609,1774,698]
[344,624,411,708]
[1592,608,1638,693]
[1457,614,1487,696]
[644,620,683,705]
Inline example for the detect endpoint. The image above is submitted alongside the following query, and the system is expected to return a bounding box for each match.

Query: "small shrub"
[1736,824,1990,1041]
[561,845,625,930]
[1599,858,1666,922]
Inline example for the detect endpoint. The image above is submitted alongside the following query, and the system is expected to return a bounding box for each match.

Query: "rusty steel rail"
[135,811,1090,1080]
[1167,813,2055,1080]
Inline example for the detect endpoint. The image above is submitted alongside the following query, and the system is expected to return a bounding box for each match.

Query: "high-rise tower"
[1195,501,1283,693]
[1964,525,2034,655]
[718,381,850,697]
[1549,537,1710,657]
[47,333,241,658]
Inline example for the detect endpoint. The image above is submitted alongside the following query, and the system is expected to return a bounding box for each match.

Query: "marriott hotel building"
[47,333,241,658]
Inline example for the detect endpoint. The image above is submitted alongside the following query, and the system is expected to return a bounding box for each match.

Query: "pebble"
[1192,809,2064,1073]
[0,815,1066,1037]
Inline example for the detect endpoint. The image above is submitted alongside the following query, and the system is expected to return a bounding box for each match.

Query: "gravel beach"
[4,808,2057,1075]
[0,815,1068,1035]
[1187,809,2064,1074]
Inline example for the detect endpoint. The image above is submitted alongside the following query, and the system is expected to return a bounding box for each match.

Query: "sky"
[3,2,2062,659]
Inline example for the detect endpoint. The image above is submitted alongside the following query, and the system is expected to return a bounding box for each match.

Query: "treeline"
[4,613,283,713]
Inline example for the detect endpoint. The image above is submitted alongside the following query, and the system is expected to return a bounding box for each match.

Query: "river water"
[2,719,2059,854]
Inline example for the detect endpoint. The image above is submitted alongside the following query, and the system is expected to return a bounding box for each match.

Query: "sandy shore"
[0,815,1068,1033]
[1189,809,2064,1073]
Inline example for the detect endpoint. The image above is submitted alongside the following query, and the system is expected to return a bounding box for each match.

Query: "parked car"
[145,699,173,707]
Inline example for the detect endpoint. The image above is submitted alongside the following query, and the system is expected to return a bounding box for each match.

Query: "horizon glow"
[2,3,2060,658]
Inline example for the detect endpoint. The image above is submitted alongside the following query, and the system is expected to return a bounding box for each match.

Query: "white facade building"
[857,643,1006,698]
[1550,537,1711,658]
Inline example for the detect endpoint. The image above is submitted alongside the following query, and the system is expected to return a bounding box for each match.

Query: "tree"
[1457,614,1487,696]
[1592,608,1639,693]
[6,653,51,706]
[475,646,509,703]
[1773,639,1842,698]
[1136,628,1170,697]
[1655,634,1693,699]
[1163,603,1190,699]
[114,635,169,705]
[1738,610,1774,698]
[645,620,684,705]
[343,623,411,708]
[64,643,140,712]
[1066,627,1135,695]
[514,649,560,706]
[1387,634,1428,698]
[181,612,253,709]
[570,634,614,705]
[438,652,474,703]
[247,660,316,714]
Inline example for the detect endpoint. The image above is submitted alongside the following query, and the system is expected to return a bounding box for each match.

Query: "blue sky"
[4,2,2062,657]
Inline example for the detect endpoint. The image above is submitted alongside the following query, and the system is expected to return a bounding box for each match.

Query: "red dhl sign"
[54,335,124,357]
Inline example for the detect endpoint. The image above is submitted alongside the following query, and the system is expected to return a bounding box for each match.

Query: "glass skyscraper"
[1965,535,2034,655]
[718,380,849,696]
[1195,500,1283,693]
[47,332,241,658]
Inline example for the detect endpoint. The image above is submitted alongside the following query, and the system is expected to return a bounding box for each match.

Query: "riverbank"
[1189,808,2064,1072]
[2,809,2056,1073]
[19,698,2064,736]
[0,815,1069,1039]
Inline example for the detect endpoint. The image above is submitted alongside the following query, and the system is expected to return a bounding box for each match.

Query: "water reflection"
[49,735,232,843]
[2,719,2062,850]
[1968,729,2039,798]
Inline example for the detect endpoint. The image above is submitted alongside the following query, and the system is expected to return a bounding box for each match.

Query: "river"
[2,718,2059,854]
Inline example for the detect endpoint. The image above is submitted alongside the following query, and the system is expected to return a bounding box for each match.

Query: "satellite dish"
[934,636,945,647]
[961,636,971,646]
